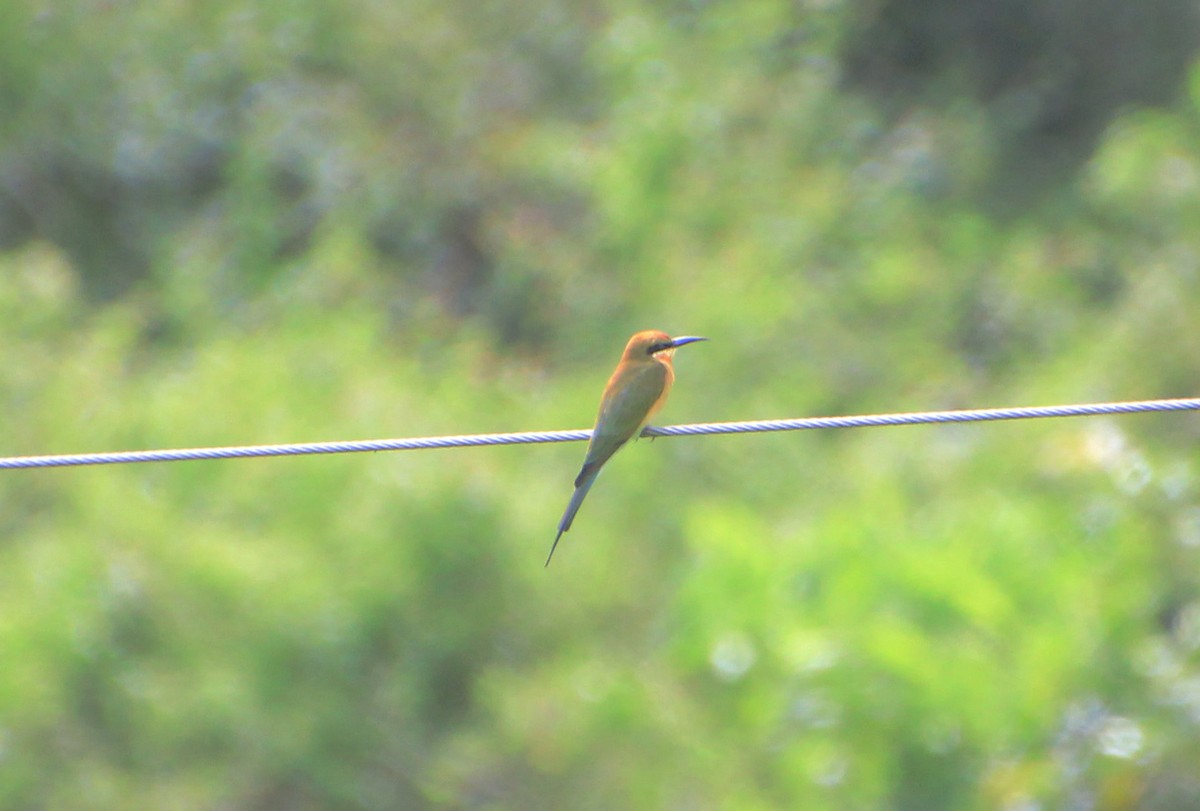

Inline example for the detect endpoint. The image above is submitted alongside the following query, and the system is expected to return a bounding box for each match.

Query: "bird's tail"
[545,466,601,566]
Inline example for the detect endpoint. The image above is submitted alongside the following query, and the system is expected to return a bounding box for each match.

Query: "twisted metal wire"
[2,397,1198,470]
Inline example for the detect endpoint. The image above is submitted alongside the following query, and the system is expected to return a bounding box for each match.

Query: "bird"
[546,330,707,565]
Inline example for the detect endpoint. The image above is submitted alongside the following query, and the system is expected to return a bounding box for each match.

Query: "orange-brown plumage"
[546,330,706,565]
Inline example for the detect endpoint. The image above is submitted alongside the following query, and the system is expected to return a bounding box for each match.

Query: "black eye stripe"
[648,342,670,354]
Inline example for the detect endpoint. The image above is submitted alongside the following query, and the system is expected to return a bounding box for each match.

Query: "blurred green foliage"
[3,0,1200,808]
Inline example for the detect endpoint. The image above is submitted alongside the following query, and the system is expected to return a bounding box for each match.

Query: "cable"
[2,397,1198,470]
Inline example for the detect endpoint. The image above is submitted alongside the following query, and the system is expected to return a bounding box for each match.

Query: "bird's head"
[623,330,708,361]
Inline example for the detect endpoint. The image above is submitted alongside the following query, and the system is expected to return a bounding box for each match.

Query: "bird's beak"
[669,336,708,348]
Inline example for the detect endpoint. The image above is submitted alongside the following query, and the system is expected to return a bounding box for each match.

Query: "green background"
[3,1,1200,808]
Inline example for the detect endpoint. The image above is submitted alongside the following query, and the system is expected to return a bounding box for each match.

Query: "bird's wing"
[595,362,667,441]
[547,360,669,565]
[579,362,667,477]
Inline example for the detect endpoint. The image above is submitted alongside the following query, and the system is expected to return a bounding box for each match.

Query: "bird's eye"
[648,342,669,354]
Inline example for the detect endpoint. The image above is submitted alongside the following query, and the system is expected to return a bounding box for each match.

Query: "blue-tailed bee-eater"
[546,330,707,565]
